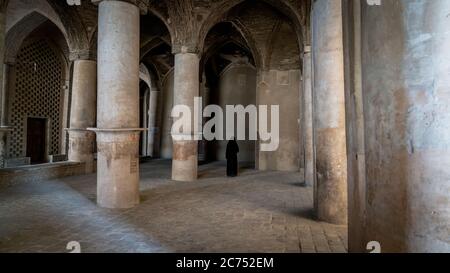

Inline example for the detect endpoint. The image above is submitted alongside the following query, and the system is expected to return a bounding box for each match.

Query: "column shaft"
[312,0,348,225]
[344,0,366,253]
[0,10,6,127]
[360,0,450,252]
[0,64,8,127]
[94,0,141,209]
[172,53,199,182]
[147,90,159,157]
[141,90,149,156]
[303,49,314,186]
[0,10,12,167]
[68,60,97,173]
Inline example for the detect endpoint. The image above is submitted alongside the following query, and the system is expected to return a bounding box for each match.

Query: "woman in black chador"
[226,139,239,177]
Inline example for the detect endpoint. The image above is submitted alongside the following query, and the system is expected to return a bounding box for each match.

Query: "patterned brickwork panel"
[8,39,63,158]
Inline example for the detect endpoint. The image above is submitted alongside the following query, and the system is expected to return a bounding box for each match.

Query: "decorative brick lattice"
[8,39,63,158]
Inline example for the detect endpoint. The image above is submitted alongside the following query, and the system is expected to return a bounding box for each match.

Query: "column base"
[89,128,144,209]
[67,129,96,174]
[0,127,13,168]
[315,128,348,225]
[172,140,198,182]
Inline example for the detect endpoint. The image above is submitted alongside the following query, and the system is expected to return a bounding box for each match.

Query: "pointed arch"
[199,0,307,53]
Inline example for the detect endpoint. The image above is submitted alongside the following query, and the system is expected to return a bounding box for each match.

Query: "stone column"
[343,0,366,253]
[67,59,97,173]
[171,53,199,182]
[147,89,159,157]
[0,10,12,168]
[0,63,11,168]
[160,71,174,159]
[360,0,450,252]
[198,82,209,162]
[90,0,142,209]
[141,90,149,156]
[303,46,314,186]
[0,9,6,127]
[0,63,8,127]
[312,0,348,225]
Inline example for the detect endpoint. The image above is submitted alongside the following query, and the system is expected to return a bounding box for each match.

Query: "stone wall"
[160,70,174,159]
[211,64,256,163]
[0,161,86,189]
[258,69,301,172]
[7,38,64,158]
[347,0,450,252]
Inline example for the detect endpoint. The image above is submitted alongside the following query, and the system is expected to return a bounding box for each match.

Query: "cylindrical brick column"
[68,59,97,173]
[91,0,142,209]
[171,53,199,182]
[312,0,348,225]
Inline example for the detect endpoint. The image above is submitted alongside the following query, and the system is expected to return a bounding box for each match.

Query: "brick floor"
[0,160,347,253]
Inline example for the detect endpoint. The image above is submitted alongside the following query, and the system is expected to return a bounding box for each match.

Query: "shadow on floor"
[198,161,255,179]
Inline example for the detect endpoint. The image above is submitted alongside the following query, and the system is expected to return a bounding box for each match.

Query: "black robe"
[226,140,239,177]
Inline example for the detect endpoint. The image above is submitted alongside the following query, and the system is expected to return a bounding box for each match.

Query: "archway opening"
[5,18,69,166]
[201,22,257,169]
[140,13,173,160]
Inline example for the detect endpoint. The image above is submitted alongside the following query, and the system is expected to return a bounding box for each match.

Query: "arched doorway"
[5,19,69,165]
[200,0,303,172]
[140,12,174,160]
[201,22,257,167]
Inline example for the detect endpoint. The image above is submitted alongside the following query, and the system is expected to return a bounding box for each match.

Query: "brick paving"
[0,160,347,253]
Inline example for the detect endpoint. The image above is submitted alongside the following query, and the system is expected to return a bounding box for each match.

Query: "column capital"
[66,128,95,133]
[0,126,12,133]
[4,58,16,66]
[172,44,201,55]
[69,50,97,62]
[88,128,147,133]
[304,45,312,54]
[91,0,149,14]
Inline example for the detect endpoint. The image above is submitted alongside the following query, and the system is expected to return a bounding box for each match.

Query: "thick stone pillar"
[0,10,12,167]
[91,0,142,209]
[0,9,6,127]
[67,59,97,173]
[360,0,450,252]
[342,0,366,253]
[0,63,11,168]
[160,71,174,159]
[303,46,314,186]
[171,53,199,182]
[147,89,159,157]
[0,63,8,127]
[312,0,348,225]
